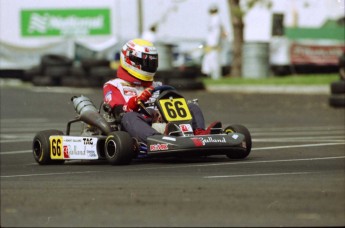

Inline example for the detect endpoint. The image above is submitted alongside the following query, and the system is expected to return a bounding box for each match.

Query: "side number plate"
[50,136,63,159]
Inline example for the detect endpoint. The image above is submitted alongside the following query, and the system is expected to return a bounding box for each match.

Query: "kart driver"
[103,38,221,143]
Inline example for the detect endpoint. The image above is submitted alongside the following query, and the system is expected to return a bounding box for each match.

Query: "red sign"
[179,124,192,132]
[63,146,69,158]
[290,44,345,65]
[150,144,168,151]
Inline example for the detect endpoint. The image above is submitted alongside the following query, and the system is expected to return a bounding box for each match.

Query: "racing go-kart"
[32,86,252,165]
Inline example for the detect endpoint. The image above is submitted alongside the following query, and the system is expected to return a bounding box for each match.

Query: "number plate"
[50,136,63,159]
[49,136,99,160]
[159,98,192,122]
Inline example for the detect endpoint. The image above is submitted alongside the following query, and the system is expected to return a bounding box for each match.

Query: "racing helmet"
[120,39,158,82]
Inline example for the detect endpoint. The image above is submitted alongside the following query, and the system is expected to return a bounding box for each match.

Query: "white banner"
[0,40,70,69]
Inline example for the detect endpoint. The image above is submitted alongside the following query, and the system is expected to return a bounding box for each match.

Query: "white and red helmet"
[120,39,158,82]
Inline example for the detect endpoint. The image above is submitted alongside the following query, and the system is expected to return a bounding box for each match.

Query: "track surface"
[1,86,344,227]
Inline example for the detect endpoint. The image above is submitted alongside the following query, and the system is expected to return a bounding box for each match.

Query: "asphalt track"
[1,84,344,227]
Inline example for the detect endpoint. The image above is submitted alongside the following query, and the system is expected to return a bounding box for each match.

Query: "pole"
[137,0,143,37]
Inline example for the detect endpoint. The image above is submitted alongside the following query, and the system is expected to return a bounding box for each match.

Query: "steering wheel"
[137,85,176,117]
[151,85,175,93]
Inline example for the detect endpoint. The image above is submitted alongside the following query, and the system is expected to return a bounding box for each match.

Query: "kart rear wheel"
[32,130,65,165]
[105,131,135,165]
[224,124,252,159]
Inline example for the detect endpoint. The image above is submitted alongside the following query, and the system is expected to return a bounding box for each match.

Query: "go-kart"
[32,86,252,165]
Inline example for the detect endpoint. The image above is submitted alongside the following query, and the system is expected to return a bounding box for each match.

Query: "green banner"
[21,8,111,37]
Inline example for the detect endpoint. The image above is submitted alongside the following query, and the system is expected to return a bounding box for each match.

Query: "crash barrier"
[329,53,345,108]
[242,42,269,78]
[24,54,205,90]
[25,54,115,87]
[155,67,205,91]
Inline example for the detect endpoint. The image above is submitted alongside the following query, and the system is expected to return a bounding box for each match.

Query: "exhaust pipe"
[71,96,111,135]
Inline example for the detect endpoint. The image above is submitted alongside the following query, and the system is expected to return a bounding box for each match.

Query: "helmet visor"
[142,54,158,73]
[129,53,158,73]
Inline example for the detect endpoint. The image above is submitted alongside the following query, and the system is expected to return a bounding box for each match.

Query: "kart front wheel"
[105,131,135,165]
[224,124,252,159]
[32,130,65,165]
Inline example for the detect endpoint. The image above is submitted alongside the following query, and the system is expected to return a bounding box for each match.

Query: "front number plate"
[159,98,192,122]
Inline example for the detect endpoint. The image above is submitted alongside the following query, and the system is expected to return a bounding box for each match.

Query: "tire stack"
[30,54,73,86]
[24,54,116,87]
[329,53,345,108]
[155,66,205,90]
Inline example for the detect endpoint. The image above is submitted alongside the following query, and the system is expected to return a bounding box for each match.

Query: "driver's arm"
[104,84,154,112]
[103,84,126,108]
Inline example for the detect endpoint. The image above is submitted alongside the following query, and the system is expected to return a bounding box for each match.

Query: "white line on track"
[0,118,49,123]
[0,150,31,155]
[255,139,345,143]
[0,171,99,178]
[252,130,345,136]
[254,135,345,140]
[252,142,345,150]
[204,171,317,179]
[29,86,96,94]
[249,126,345,132]
[0,139,34,143]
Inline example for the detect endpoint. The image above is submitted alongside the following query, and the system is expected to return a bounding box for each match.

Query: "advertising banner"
[0,40,69,69]
[290,43,345,65]
[21,8,111,37]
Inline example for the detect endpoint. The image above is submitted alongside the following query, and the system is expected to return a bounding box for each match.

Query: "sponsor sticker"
[179,124,193,133]
[51,136,99,160]
[105,91,112,102]
[191,136,227,146]
[150,143,169,151]
[63,145,69,158]
[232,134,239,140]
[123,87,137,97]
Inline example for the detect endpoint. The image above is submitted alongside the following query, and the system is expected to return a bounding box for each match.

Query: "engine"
[71,95,111,135]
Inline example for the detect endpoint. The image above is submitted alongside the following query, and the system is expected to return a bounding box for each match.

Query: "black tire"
[330,80,345,94]
[32,75,54,86]
[41,54,73,68]
[32,130,65,165]
[169,79,205,90]
[81,59,110,72]
[70,66,87,78]
[105,131,135,165]
[44,66,71,86]
[44,65,70,77]
[23,66,42,82]
[88,67,116,87]
[329,94,345,108]
[60,77,89,87]
[89,66,116,79]
[339,52,345,68]
[224,124,252,159]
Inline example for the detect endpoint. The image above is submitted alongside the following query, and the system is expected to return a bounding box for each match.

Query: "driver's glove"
[126,86,154,112]
[138,86,154,102]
